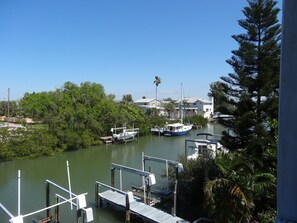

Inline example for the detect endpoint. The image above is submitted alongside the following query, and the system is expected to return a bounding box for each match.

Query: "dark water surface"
[0,123,225,223]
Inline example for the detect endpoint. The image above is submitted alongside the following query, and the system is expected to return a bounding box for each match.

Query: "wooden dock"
[99,190,188,223]
[95,182,189,223]
[100,136,113,144]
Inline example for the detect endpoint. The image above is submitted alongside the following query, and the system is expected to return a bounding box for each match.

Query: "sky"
[0,0,282,101]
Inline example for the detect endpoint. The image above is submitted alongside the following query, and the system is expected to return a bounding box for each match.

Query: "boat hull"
[113,131,138,142]
[163,123,192,137]
[163,130,190,137]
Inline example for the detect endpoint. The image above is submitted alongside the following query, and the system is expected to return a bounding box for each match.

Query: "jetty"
[95,181,189,223]
[95,162,189,223]
[100,136,113,144]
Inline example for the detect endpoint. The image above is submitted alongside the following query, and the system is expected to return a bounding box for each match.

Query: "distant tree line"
[0,82,151,160]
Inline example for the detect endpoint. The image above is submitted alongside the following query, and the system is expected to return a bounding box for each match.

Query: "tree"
[208,81,232,114]
[204,151,277,223]
[163,98,176,119]
[122,94,133,104]
[218,0,281,154]
[153,76,161,103]
[204,0,281,221]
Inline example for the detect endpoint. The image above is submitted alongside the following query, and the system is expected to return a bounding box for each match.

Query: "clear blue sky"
[0,0,282,101]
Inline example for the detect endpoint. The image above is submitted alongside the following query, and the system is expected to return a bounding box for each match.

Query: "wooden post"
[173,180,177,217]
[146,185,151,205]
[76,209,82,223]
[147,167,152,205]
[46,181,50,218]
[95,183,99,207]
[55,196,60,223]
[142,152,146,203]
[175,166,180,216]
[82,209,85,223]
[185,139,188,160]
[125,193,131,223]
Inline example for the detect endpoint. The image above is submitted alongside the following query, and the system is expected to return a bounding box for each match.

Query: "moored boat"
[187,133,227,160]
[163,123,192,137]
[163,83,193,137]
[195,133,223,151]
[111,127,139,143]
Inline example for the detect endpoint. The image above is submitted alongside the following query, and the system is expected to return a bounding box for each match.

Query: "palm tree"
[153,76,161,107]
[204,153,255,222]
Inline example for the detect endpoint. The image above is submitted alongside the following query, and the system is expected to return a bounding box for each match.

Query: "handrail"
[95,181,127,195]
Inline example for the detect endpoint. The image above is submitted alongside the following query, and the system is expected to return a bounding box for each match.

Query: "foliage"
[0,128,58,161]
[0,100,19,117]
[256,208,277,223]
[204,0,280,221]
[188,115,208,126]
[204,153,255,222]
[162,98,176,119]
[0,81,162,160]
[208,81,233,114]
[114,102,149,135]
[204,151,276,223]
[216,0,281,154]
[121,94,133,103]
[172,154,217,221]
[153,76,161,101]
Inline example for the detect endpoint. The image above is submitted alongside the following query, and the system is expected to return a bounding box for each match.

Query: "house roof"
[177,97,212,104]
[134,98,157,103]
[134,97,212,104]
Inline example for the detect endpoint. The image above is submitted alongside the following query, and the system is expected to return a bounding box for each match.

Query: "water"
[0,123,225,223]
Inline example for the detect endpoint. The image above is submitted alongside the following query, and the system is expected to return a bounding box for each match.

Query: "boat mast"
[180,83,183,123]
[7,88,10,128]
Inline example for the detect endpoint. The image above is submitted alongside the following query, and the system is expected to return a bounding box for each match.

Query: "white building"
[171,97,214,119]
[133,98,165,115]
[134,97,214,119]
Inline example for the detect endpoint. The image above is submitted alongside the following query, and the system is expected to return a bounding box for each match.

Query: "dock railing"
[95,181,135,222]
[95,181,127,207]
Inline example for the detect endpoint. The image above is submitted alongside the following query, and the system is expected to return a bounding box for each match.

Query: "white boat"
[111,127,139,143]
[163,123,192,137]
[163,83,193,137]
[187,133,227,160]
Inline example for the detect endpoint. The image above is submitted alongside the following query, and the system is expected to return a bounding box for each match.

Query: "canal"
[0,123,225,223]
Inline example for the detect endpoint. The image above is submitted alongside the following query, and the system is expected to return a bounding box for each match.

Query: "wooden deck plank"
[99,190,126,207]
